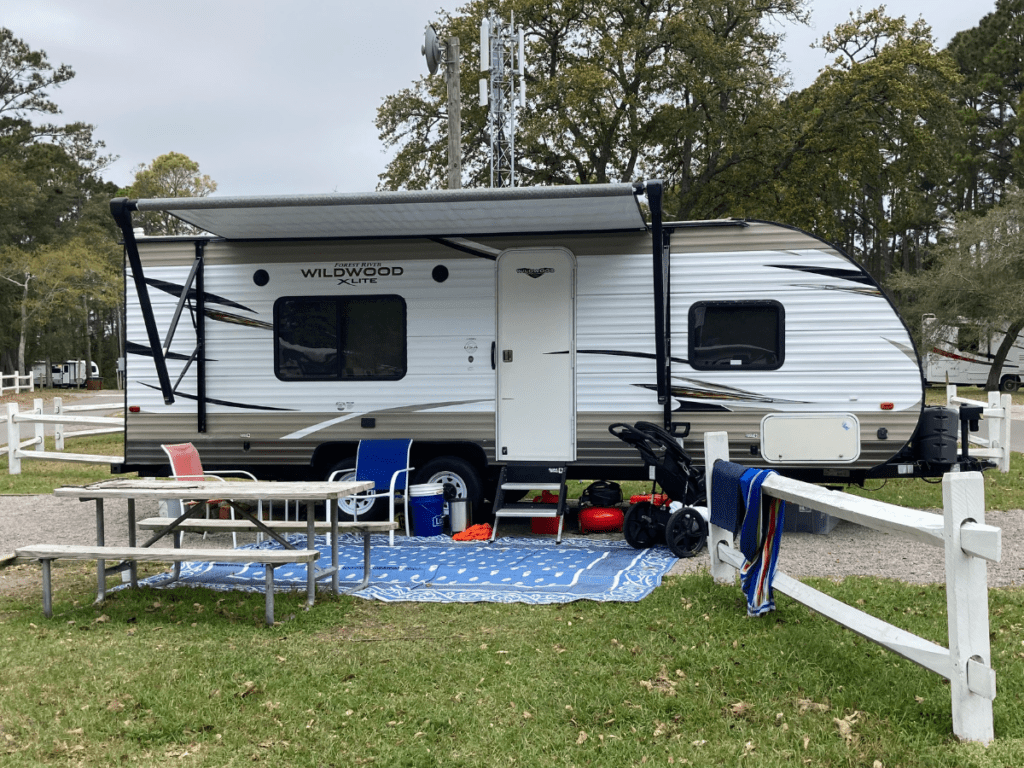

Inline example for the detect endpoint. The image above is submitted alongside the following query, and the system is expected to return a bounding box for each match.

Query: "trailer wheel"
[414,457,484,510]
[324,457,388,522]
[1000,375,1020,393]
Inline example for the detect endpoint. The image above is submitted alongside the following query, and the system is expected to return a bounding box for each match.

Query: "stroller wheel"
[623,501,661,549]
[665,507,708,558]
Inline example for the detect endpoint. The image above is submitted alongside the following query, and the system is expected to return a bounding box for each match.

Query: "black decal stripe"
[549,349,691,365]
[430,237,499,260]
[204,309,273,330]
[138,382,293,411]
[767,264,874,285]
[143,277,255,312]
[126,340,212,362]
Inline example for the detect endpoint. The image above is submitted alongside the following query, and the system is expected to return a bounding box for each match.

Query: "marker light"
[880,402,894,411]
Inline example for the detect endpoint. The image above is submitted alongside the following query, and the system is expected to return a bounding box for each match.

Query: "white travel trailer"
[923,314,1024,392]
[31,360,100,388]
[110,183,960,510]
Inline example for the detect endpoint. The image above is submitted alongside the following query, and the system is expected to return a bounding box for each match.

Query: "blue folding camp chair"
[328,439,413,546]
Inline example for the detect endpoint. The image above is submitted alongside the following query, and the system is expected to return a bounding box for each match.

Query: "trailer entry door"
[496,247,576,462]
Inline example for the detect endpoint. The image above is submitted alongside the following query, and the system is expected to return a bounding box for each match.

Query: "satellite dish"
[422,24,441,75]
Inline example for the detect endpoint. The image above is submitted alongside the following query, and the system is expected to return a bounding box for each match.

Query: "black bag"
[580,480,622,508]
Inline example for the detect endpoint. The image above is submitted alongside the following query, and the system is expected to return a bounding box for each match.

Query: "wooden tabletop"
[53,478,375,502]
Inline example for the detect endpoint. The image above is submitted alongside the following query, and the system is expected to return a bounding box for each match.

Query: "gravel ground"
[2,493,1023,594]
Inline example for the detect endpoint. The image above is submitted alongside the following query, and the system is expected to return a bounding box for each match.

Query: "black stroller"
[608,421,708,558]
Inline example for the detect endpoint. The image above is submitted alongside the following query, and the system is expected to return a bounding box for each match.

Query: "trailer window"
[274,295,406,381]
[688,300,784,371]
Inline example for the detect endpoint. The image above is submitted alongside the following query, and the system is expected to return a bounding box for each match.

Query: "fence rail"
[946,385,1012,473]
[0,370,34,395]
[704,430,1000,744]
[3,398,123,473]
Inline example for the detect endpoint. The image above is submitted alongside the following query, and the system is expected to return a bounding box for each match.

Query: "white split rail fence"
[704,430,1001,744]
[3,397,123,474]
[945,385,1012,473]
[0,370,34,395]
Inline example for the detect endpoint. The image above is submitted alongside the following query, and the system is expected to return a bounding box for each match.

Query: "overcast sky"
[5,1,996,197]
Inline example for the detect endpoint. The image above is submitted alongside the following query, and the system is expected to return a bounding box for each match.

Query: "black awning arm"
[110,198,175,405]
[644,180,671,427]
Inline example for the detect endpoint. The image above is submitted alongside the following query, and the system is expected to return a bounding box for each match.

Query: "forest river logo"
[517,267,554,279]
[300,262,404,286]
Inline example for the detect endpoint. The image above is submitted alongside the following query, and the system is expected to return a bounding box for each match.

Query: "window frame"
[687,299,785,372]
[273,294,408,382]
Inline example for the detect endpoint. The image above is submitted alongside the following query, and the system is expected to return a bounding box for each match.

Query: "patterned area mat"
[134,534,677,604]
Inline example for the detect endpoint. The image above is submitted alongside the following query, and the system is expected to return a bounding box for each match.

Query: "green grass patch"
[1,569,1022,766]
[0,433,133,495]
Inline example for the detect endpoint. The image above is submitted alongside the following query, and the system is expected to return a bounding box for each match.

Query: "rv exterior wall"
[123,224,923,480]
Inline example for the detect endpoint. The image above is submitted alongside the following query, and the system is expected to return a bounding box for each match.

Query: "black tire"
[414,456,484,511]
[623,501,660,549]
[665,507,708,558]
[324,457,388,522]
[1000,375,1020,393]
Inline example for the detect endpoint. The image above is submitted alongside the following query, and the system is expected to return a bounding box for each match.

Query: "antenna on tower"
[478,13,526,187]
[423,24,462,189]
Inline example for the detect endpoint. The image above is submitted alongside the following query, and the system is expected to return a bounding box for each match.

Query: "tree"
[123,152,217,235]
[745,8,964,278]
[0,27,119,376]
[946,0,1024,212]
[889,187,1024,391]
[376,0,807,220]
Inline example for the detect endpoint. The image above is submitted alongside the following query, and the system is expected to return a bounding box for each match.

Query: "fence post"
[6,403,21,474]
[32,398,44,452]
[29,370,35,393]
[996,393,1011,473]
[14,370,21,395]
[943,471,995,743]
[703,431,734,585]
[53,397,64,452]
[946,383,956,407]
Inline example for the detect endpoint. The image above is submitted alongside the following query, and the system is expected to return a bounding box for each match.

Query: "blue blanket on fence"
[711,463,786,617]
[130,534,677,604]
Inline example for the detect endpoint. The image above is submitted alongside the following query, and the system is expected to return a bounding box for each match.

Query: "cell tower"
[479,13,525,187]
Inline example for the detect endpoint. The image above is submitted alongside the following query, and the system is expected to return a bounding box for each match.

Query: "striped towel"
[737,469,786,617]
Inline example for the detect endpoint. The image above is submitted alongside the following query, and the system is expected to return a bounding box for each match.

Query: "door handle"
[491,342,496,370]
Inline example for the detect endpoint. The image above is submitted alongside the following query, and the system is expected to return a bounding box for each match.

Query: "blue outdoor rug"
[133,534,678,604]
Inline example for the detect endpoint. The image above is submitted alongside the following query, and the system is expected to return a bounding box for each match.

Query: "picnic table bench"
[14,543,319,626]
[16,478,379,626]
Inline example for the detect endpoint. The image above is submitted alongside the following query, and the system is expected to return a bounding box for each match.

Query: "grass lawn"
[2,388,1023,764]
[1,567,1022,766]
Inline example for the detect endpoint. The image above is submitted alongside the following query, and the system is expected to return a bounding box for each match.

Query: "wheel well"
[410,441,488,477]
[310,440,488,478]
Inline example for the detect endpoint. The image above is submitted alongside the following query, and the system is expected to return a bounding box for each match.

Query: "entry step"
[501,482,562,492]
[492,505,563,518]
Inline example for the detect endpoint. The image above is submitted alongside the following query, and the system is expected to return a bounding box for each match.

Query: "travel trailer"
[923,314,1023,392]
[109,182,963,511]
[31,360,100,388]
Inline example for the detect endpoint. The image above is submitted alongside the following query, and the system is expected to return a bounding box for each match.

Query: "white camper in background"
[31,360,100,388]
[110,183,965,511]
[923,314,1024,392]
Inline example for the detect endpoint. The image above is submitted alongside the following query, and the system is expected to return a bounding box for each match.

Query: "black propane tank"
[914,406,958,465]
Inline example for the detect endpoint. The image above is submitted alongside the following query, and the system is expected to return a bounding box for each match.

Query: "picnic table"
[17,478,388,625]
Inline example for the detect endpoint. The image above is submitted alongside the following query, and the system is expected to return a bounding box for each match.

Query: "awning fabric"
[132,183,648,240]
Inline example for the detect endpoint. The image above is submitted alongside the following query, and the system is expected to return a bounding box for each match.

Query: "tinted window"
[275,295,406,381]
[688,301,784,371]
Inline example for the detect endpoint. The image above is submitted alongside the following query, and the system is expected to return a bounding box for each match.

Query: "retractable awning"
[131,183,648,240]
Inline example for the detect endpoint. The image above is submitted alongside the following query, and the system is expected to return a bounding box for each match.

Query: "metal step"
[492,506,561,518]
[501,482,562,491]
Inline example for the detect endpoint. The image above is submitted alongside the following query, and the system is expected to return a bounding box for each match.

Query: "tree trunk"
[985,318,1024,391]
